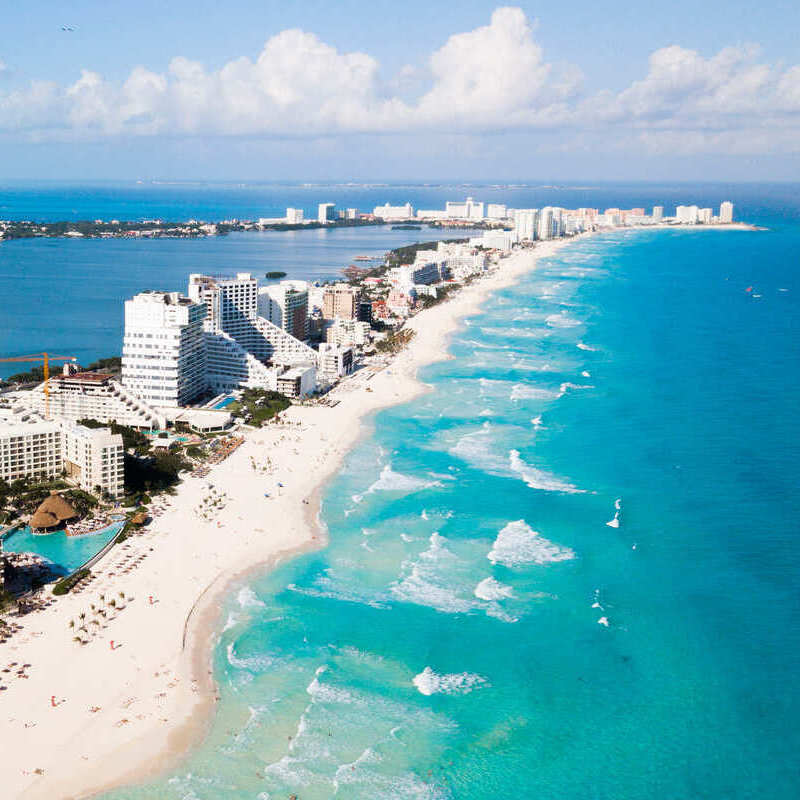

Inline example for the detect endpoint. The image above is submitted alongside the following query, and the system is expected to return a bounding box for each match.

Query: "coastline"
[2,222,758,800]
[3,236,576,800]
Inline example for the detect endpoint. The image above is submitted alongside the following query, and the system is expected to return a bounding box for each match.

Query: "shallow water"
[102,201,800,798]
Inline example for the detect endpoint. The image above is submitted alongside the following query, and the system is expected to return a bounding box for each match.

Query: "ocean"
[4,183,799,798]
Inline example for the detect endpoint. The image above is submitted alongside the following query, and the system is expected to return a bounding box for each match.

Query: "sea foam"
[510,384,562,401]
[366,465,443,495]
[488,520,575,567]
[509,450,583,494]
[545,313,582,328]
[474,577,514,601]
[412,667,489,696]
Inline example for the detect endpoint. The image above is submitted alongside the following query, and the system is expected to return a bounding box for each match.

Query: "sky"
[1,0,799,181]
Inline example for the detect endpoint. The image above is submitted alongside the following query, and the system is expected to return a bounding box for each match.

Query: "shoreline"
[2,224,757,800]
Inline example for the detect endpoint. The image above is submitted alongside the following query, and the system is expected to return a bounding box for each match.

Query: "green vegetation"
[418,283,461,309]
[124,450,191,494]
[265,271,287,279]
[384,239,468,270]
[62,488,99,517]
[53,568,90,596]
[228,388,292,427]
[1,354,121,386]
[375,328,416,354]
[0,588,15,611]
[84,356,121,372]
[78,419,150,454]
[2,365,46,384]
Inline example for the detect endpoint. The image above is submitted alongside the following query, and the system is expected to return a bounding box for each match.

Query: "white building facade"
[373,202,414,220]
[0,418,124,498]
[122,291,207,407]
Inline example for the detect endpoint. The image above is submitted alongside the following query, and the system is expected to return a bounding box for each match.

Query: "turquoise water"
[4,522,123,575]
[0,224,480,378]
[101,207,800,798]
[214,397,236,409]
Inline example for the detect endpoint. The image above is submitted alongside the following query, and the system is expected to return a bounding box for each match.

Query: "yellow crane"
[0,352,78,419]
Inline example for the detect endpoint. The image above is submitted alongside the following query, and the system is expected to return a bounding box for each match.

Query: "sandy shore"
[1,236,583,800]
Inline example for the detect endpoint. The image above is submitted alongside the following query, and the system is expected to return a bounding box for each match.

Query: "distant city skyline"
[1,2,799,181]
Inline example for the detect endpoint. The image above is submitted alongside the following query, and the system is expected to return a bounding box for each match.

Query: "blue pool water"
[4,522,124,575]
[99,191,800,799]
[213,397,236,409]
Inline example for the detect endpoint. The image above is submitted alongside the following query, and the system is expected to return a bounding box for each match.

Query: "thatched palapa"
[30,492,78,531]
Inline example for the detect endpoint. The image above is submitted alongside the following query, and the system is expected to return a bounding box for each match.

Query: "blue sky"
[1,1,799,180]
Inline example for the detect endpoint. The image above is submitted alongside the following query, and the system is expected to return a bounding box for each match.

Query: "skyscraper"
[258,281,309,341]
[318,203,336,223]
[121,291,207,406]
[652,205,664,223]
[719,201,734,223]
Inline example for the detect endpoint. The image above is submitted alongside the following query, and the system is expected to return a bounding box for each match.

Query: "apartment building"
[25,369,166,429]
[121,291,207,407]
[322,284,359,320]
[0,418,124,498]
[258,280,309,341]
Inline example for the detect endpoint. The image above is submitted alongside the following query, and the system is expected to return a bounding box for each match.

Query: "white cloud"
[0,6,799,155]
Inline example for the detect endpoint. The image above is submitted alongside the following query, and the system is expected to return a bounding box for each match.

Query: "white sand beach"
[0,238,578,800]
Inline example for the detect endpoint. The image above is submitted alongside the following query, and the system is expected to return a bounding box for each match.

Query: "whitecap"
[366,465,443,495]
[581,370,591,378]
[597,617,609,627]
[510,384,561,401]
[487,519,575,567]
[559,382,594,394]
[237,586,265,609]
[226,642,278,672]
[576,342,597,351]
[474,577,514,601]
[222,612,242,632]
[412,666,489,696]
[391,533,475,615]
[545,313,582,328]
[509,450,583,494]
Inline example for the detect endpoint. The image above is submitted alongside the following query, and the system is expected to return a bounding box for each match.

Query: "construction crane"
[0,353,78,419]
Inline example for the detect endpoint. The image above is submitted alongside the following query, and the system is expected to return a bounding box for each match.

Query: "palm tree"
[68,619,75,629]
[99,594,105,605]
[79,612,86,621]
[119,591,125,601]
[109,599,116,608]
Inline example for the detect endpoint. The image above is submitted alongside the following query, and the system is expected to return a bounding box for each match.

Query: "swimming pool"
[3,521,124,576]
[213,396,236,409]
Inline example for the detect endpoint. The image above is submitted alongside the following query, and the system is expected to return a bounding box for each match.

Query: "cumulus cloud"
[0,6,799,155]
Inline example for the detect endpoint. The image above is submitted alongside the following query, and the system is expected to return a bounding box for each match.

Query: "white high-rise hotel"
[0,416,124,498]
[123,274,320,404]
[121,291,206,407]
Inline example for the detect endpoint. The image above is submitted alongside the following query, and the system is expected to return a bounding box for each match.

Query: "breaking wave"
[413,667,489,696]
[474,577,514,601]
[488,520,575,567]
